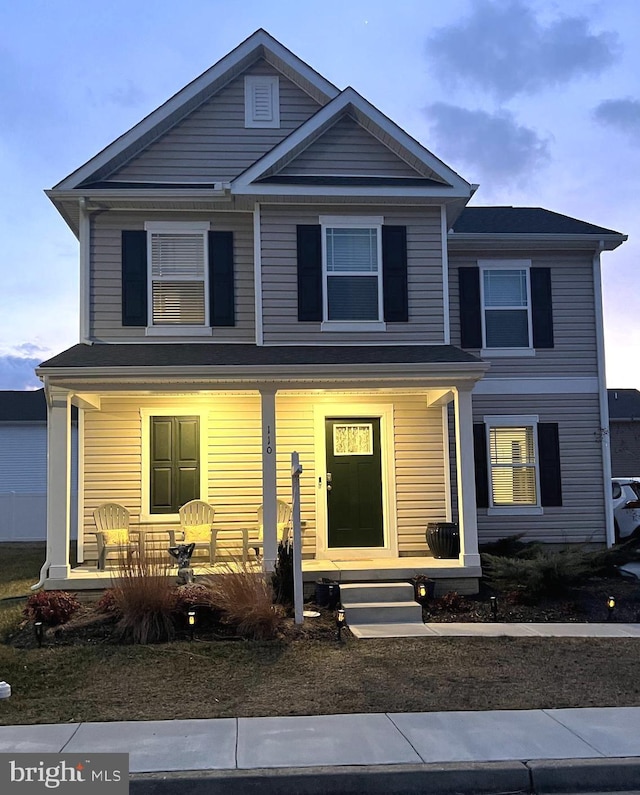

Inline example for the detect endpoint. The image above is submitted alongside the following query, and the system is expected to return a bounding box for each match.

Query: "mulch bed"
[423,574,640,623]
[7,601,338,649]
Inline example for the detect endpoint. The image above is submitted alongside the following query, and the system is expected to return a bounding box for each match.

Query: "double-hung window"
[480,260,532,352]
[484,416,542,515]
[145,221,210,332]
[321,216,384,328]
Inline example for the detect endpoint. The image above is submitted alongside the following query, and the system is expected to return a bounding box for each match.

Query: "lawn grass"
[0,543,47,641]
[1,541,640,726]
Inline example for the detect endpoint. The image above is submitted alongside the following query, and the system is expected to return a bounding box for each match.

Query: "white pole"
[291,451,304,624]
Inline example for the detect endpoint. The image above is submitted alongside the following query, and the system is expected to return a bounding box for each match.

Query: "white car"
[612,478,640,542]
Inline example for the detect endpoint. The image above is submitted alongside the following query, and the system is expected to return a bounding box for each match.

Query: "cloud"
[593,98,640,141]
[426,0,619,100]
[0,356,42,390]
[425,103,551,183]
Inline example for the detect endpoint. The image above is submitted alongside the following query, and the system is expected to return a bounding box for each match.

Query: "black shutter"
[297,225,322,321]
[382,225,408,322]
[473,423,489,508]
[150,416,200,514]
[531,268,554,348]
[121,230,147,326]
[459,268,482,348]
[209,231,235,326]
[538,422,562,506]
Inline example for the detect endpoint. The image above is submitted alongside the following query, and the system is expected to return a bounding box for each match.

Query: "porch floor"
[44,556,481,591]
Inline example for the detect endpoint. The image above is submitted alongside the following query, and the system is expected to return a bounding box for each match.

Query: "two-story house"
[35,30,625,593]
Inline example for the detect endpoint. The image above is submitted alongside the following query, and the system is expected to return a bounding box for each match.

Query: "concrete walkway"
[349,620,640,638]
[3,707,640,793]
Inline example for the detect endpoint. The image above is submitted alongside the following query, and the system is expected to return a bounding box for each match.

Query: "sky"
[1,0,639,391]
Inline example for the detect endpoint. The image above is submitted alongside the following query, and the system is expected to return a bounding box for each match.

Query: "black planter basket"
[426,522,460,559]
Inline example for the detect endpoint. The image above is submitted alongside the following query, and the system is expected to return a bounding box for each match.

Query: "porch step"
[340,582,415,604]
[339,582,423,626]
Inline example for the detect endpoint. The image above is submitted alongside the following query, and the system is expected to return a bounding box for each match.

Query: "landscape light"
[418,583,427,600]
[336,608,346,642]
[490,596,498,621]
[607,596,616,620]
[188,610,196,640]
[34,621,44,648]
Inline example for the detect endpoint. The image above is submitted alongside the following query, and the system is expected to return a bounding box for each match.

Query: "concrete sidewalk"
[3,706,640,793]
[349,620,640,638]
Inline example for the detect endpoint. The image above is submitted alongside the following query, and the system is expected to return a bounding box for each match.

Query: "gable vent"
[245,75,280,128]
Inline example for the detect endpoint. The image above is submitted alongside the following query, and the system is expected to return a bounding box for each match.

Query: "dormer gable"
[231,87,472,198]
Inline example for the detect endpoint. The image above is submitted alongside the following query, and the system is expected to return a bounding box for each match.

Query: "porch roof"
[39,343,481,370]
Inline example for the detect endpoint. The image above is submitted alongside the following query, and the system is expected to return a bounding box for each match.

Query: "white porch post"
[260,388,278,572]
[47,386,72,580]
[454,386,481,567]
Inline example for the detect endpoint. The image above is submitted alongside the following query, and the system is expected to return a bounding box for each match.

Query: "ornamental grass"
[111,549,177,644]
[203,559,285,640]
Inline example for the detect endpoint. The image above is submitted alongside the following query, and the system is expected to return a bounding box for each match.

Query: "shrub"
[479,534,529,557]
[23,591,81,626]
[204,559,285,640]
[433,591,466,611]
[173,583,213,611]
[271,540,293,606]
[482,546,603,601]
[95,589,120,615]
[111,549,177,644]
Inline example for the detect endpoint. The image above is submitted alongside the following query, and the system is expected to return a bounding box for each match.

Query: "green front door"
[326,418,384,548]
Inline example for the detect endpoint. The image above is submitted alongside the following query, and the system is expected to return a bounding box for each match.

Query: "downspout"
[79,197,92,345]
[253,202,263,345]
[32,378,52,589]
[593,241,614,547]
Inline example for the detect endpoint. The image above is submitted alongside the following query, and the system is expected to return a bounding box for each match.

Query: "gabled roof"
[453,207,623,236]
[608,389,640,420]
[0,389,46,422]
[54,29,339,191]
[231,87,472,197]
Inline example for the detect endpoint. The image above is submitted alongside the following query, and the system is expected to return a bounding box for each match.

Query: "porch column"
[453,386,481,567]
[260,388,278,572]
[47,386,72,580]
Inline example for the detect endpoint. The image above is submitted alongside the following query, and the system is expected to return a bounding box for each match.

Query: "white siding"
[260,204,444,344]
[90,211,255,342]
[108,60,321,183]
[0,424,78,540]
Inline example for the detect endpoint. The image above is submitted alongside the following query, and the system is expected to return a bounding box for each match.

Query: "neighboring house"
[608,389,640,477]
[0,390,77,541]
[36,30,626,591]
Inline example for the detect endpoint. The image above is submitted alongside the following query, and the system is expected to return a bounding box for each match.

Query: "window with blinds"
[149,231,207,325]
[488,425,538,505]
[482,268,531,347]
[324,227,381,321]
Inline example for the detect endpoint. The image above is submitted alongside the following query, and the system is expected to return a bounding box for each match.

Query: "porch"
[45,555,482,595]
[36,344,489,593]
